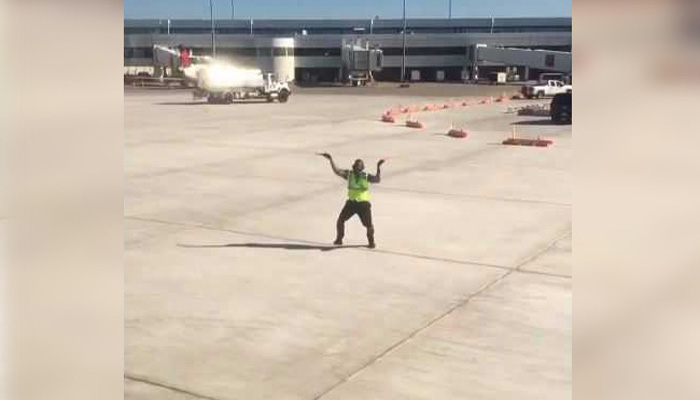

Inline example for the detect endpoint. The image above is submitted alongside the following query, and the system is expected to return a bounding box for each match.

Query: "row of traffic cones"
[380,118,553,146]
[382,93,513,120]
[381,110,467,138]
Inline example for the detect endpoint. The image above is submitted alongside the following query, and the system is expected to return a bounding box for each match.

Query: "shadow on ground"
[156,102,206,106]
[511,119,561,126]
[158,100,271,106]
[178,242,367,252]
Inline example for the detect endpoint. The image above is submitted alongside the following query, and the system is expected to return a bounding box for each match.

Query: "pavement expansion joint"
[125,374,224,400]
[311,269,515,400]
[125,216,571,279]
[515,228,572,271]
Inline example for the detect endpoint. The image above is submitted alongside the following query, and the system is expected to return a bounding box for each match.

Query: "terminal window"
[545,54,555,67]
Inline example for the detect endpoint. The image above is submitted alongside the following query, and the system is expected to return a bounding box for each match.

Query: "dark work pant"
[335,200,374,244]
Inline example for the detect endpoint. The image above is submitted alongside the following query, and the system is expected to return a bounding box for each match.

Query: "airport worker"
[318,153,385,249]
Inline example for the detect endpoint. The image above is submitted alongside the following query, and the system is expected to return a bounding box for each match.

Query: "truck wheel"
[278,90,290,103]
[537,91,544,99]
[266,95,274,103]
[207,95,216,104]
[224,92,234,104]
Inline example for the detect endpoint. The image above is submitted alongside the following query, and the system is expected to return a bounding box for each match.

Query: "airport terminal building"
[124,17,572,82]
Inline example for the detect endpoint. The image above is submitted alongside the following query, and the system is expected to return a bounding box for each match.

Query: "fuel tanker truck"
[188,63,291,104]
[153,44,292,104]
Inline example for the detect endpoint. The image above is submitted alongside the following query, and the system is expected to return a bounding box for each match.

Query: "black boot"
[334,220,345,246]
[367,227,376,249]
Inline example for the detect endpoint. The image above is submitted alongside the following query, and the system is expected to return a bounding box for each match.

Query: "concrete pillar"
[271,37,295,82]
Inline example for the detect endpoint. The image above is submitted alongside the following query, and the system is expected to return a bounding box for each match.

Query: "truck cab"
[521,80,572,99]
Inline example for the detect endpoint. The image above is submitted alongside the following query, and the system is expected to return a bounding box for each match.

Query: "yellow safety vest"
[347,171,370,202]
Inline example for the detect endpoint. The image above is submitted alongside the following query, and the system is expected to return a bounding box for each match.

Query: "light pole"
[209,0,216,57]
[401,0,407,82]
[231,0,235,20]
[449,0,452,19]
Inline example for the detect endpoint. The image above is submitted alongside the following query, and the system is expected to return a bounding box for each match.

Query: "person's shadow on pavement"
[177,243,366,252]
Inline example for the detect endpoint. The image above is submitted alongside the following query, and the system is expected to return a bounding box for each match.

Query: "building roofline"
[125,17,572,29]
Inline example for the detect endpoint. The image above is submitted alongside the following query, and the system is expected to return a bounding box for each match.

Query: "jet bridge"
[470,44,572,81]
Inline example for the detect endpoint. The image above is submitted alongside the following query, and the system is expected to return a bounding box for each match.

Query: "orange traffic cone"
[406,115,424,129]
[447,123,468,138]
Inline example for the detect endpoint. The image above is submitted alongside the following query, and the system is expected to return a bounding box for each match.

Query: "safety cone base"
[381,114,396,123]
[406,120,424,129]
[448,129,468,138]
[502,138,553,147]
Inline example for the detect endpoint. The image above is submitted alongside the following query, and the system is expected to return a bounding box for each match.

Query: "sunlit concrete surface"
[125,84,571,400]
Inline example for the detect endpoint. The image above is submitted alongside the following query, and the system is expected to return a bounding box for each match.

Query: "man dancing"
[318,153,386,249]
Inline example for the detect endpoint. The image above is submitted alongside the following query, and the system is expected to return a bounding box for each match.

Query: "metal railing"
[124,76,192,88]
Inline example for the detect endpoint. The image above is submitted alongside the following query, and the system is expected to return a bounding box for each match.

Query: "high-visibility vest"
[347,171,370,202]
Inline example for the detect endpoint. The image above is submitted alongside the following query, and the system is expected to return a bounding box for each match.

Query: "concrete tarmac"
[125,84,571,400]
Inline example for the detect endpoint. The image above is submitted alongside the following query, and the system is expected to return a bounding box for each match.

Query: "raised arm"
[368,159,385,183]
[318,153,349,179]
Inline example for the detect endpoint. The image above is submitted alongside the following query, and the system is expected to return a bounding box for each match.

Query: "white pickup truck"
[521,80,572,99]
